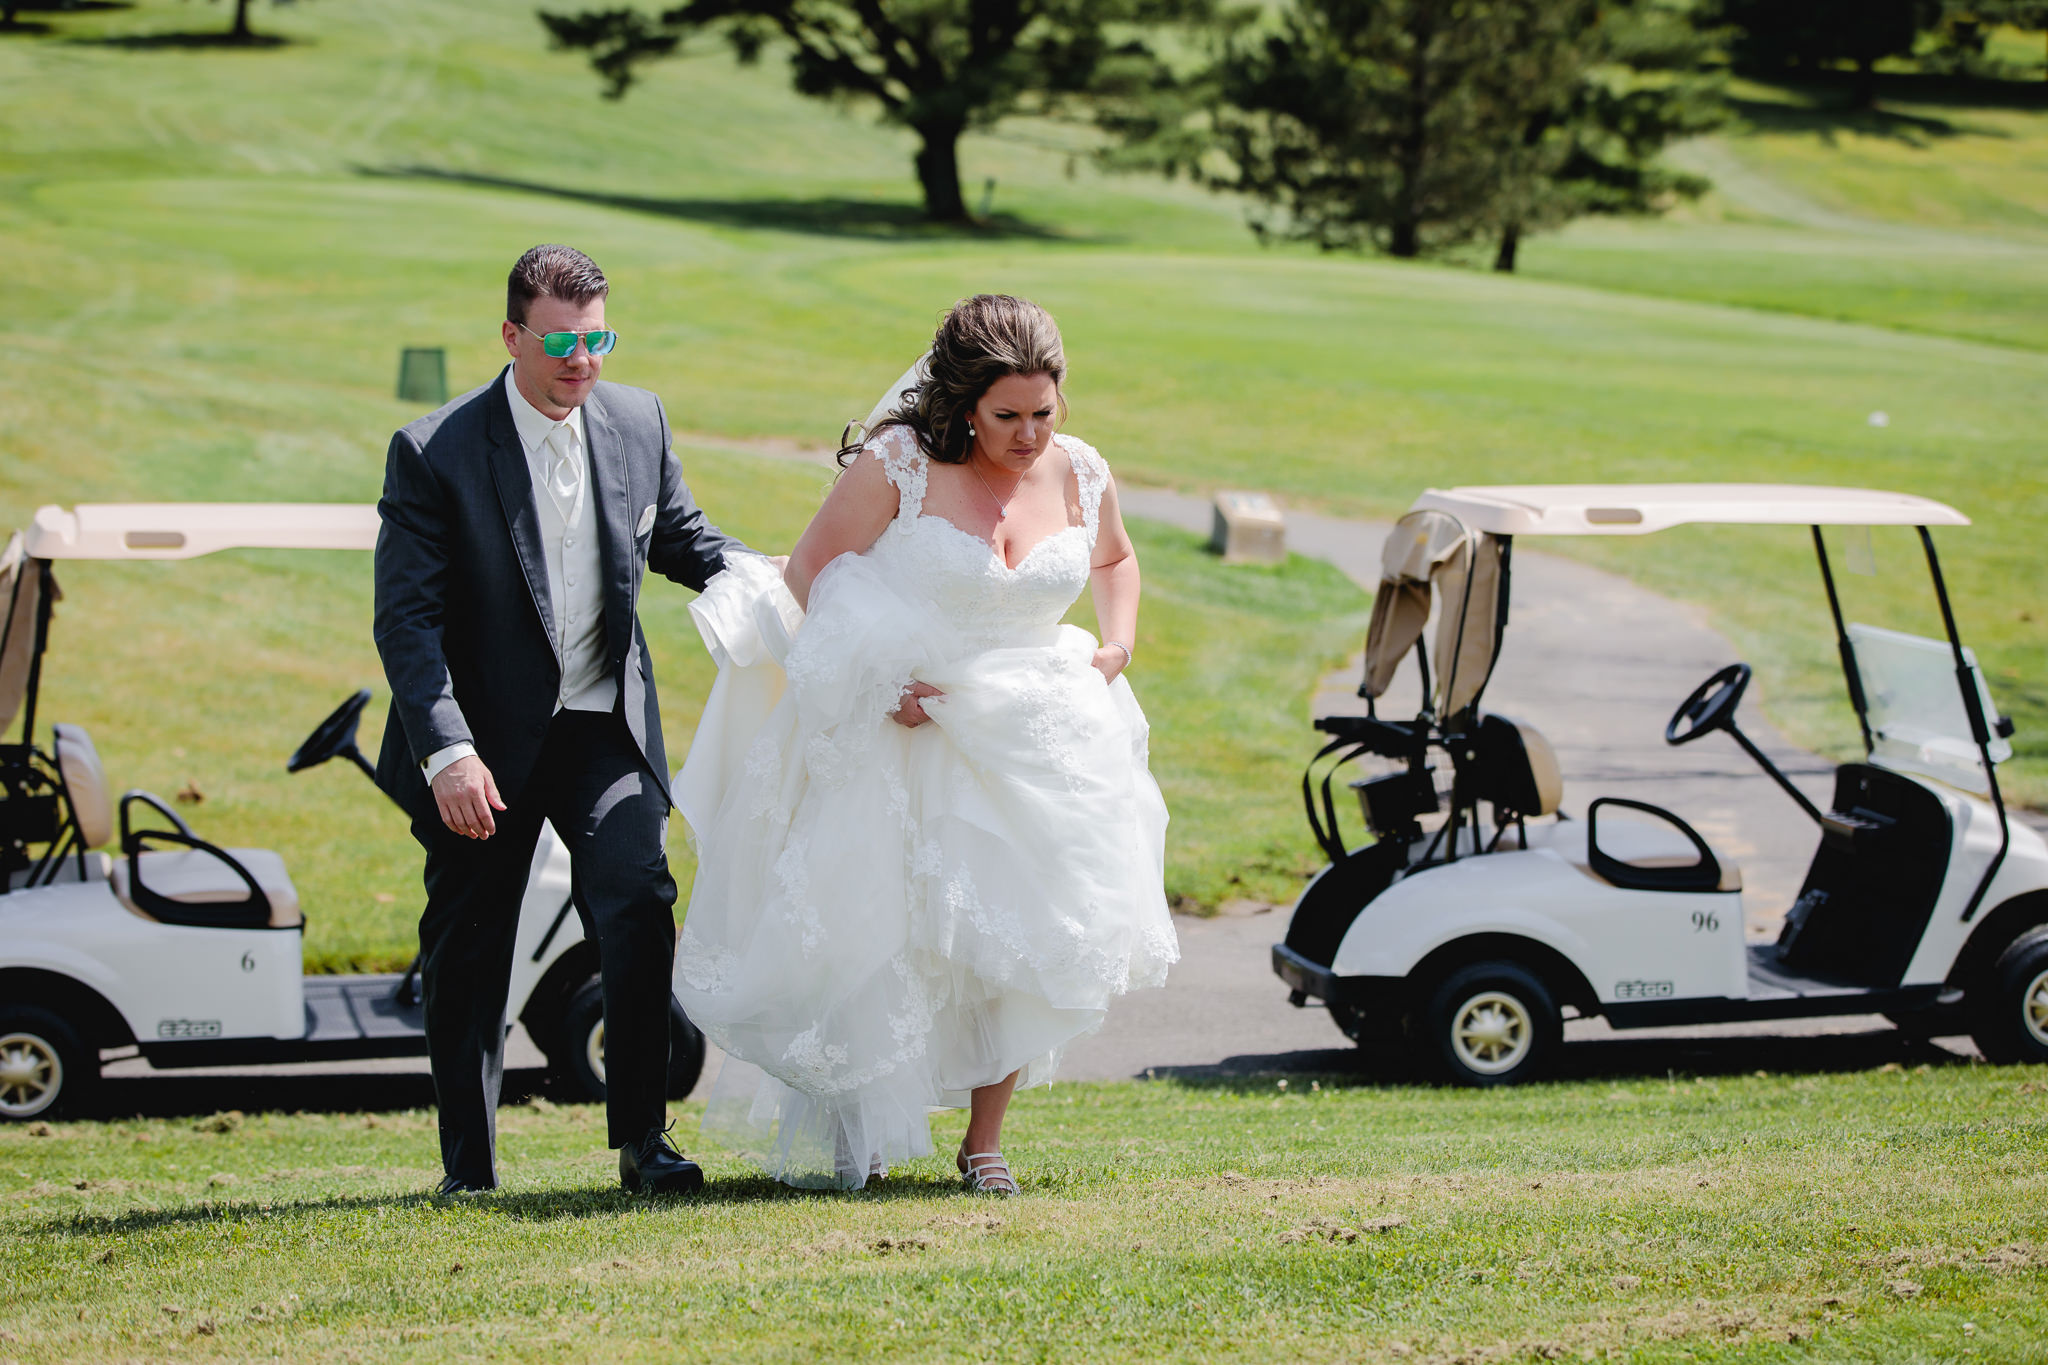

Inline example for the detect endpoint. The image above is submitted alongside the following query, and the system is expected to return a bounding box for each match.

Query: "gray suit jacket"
[372,368,741,823]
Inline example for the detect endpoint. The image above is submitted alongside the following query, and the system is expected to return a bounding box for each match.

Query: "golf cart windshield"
[1849,623,2011,794]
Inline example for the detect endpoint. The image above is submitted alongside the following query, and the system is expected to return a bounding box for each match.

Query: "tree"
[1106,0,1717,265]
[540,1,1207,223]
[1179,0,1585,257]
[1490,0,1726,271]
[1716,0,1931,106]
[197,0,288,42]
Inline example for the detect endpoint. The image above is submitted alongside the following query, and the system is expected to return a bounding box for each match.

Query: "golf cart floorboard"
[139,973,433,1069]
[1602,946,1950,1028]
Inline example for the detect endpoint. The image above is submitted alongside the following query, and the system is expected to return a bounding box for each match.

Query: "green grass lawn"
[2,1063,2043,1361]
[1,0,2045,977]
[1521,78,2048,351]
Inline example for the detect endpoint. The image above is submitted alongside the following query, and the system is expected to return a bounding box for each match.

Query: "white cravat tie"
[544,422,582,522]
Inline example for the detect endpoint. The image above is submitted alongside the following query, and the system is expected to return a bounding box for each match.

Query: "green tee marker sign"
[396,348,448,406]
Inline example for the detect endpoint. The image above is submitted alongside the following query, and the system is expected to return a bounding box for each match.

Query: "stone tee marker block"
[1210,490,1286,564]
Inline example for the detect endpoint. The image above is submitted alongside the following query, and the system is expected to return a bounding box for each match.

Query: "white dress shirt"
[421,371,616,786]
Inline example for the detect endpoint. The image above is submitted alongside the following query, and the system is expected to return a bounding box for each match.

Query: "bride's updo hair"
[839,294,1068,466]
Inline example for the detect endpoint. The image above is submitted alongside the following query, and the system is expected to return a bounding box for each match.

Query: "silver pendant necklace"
[971,458,1023,522]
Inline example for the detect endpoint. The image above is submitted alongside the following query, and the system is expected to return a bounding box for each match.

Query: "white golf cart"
[1274,485,2047,1084]
[0,503,703,1120]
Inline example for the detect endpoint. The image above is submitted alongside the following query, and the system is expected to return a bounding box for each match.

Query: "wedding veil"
[844,353,932,452]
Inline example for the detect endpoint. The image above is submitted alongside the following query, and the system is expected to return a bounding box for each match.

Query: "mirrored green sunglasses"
[515,321,618,358]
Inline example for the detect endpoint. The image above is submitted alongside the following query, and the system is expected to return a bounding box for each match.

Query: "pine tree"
[1492,0,1726,271]
[1105,0,1723,266]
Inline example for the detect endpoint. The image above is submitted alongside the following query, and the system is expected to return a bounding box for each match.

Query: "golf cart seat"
[48,724,300,929]
[1545,797,1741,893]
[110,845,301,930]
[1463,713,1563,821]
[6,724,115,888]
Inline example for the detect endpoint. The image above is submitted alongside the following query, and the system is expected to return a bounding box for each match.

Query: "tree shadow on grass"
[1735,70,2048,146]
[69,29,292,49]
[1730,94,1969,148]
[1146,1026,1977,1094]
[361,166,1097,244]
[0,0,127,26]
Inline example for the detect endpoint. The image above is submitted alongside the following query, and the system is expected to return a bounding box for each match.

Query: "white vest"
[507,370,615,714]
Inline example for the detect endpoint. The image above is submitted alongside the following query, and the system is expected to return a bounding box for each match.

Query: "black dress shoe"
[437,1174,493,1195]
[619,1128,705,1195]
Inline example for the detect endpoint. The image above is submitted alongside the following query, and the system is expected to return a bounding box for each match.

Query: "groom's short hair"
[507,245,609,326]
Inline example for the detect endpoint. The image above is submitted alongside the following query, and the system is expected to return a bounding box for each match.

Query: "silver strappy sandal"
[959,1149,1018,1196]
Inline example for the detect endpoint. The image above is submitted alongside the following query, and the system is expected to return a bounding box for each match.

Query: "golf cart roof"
[1409,485,1968,537]
[25,503,378,560]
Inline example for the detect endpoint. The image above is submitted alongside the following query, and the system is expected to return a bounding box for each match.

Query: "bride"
[671,294,1177,1193]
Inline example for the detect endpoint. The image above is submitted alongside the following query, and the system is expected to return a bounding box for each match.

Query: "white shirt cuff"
[422,742,476,787]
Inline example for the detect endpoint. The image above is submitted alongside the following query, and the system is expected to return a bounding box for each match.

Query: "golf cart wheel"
[557,980,708,1103]
[1969,928,2048,1065]
[1422,962,1559,1087]
[0,1006,95,1121]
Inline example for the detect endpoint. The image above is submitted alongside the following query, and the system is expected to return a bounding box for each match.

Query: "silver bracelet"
[1106,641,1133,669]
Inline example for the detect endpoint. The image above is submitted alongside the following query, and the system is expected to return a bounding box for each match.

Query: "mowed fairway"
[3,1066,2045,1362]
[2,0,2045,975]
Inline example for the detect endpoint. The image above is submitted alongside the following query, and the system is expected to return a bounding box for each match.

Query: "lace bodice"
[859,427,1109,649]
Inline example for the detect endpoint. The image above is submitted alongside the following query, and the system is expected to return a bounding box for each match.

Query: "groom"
[374,244,741,1195]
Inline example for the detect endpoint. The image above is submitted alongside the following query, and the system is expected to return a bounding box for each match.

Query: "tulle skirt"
[671,554,1176,1188]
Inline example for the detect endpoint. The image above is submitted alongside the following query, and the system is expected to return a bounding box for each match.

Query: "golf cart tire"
[1968,927,2048,1065]
[556,980,708,1103]
[1421,961,1560,1087]
[0,1004,96,1121]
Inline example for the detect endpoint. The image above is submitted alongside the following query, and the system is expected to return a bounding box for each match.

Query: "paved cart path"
[101,470,2041,1115]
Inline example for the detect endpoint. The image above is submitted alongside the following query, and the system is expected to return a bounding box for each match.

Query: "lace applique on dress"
[864,426,929,525]
[1060,435,1111,542]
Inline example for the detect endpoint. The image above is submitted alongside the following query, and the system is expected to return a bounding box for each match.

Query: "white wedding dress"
[671,426,1178,1188]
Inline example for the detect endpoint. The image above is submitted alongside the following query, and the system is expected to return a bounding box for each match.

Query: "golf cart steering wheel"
[1665,664,1752,747]
[289,688,373,774]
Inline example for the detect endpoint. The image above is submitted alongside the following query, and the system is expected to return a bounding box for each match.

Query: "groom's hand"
[433,756,507,839]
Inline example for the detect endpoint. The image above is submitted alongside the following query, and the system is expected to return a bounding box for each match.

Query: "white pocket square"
[636,504,657,537]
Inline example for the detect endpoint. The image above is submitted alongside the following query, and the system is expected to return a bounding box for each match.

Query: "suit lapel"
[582,388,636,664]
[483,370,559,654]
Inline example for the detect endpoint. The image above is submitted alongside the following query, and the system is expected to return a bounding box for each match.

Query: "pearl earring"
[966,422,976,436]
